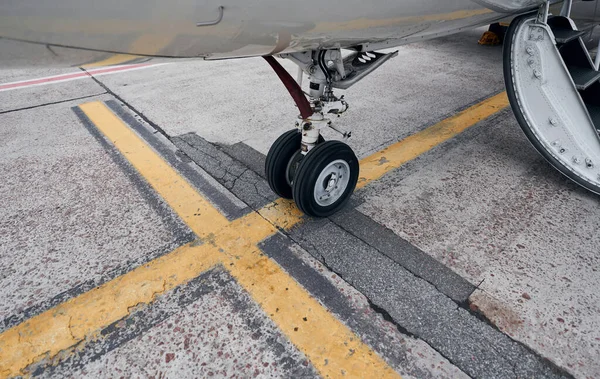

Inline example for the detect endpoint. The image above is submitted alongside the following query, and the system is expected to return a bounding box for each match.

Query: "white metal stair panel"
[510,17,600,188]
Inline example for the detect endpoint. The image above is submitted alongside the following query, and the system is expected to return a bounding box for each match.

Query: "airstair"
[504,2,600,193]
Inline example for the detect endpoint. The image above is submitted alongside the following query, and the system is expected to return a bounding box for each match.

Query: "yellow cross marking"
[0,92,509,378]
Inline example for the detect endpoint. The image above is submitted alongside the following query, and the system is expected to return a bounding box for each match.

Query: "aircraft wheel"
[293,141,359,217]
[265,130,325,199]
[265,130,302,199]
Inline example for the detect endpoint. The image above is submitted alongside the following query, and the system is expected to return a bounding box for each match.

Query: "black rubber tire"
[265,130,326,199]
[503,13,600,195]
[265,129,302,199]
[293,140,359,217]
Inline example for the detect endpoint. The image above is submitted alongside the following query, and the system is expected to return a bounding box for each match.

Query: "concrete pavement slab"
[36,267,319,379]
[0,44,107,114]
[0,97,192,325]
[357,107,600,377]
[0,78,106,114]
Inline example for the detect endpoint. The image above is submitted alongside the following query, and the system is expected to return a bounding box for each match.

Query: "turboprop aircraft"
[1,0,599,216]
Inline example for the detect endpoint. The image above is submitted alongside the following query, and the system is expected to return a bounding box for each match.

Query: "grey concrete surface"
[0,98,191,323]
[0,79,106,114]
[357,107,600,378]
[0,55,107,114]
[35,267,319,378]
[284,218,568,379]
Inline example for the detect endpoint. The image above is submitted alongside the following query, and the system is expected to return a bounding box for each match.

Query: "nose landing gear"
[263,49,395,217]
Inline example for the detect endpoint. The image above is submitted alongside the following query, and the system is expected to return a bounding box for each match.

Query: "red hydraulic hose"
[263,56,313,119]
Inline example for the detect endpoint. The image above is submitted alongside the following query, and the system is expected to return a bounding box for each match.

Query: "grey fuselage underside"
[0,0,597,67]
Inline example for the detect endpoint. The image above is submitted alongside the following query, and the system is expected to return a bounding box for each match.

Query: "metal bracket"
[560,0,573,18]
[196,6,224,27]
[536,1,549,25]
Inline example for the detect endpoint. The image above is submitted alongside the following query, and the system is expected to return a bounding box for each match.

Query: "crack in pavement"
[0,92,107,115]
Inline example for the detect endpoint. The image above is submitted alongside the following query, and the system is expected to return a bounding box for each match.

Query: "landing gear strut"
[263,49,396,217]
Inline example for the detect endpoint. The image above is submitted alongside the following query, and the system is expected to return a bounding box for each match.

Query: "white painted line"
[0,63,167,92]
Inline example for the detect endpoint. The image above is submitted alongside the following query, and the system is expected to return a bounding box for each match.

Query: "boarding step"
[568,66,600,90]
[552,28,588,44]
[548,16,596,45]
[332,51,398,90]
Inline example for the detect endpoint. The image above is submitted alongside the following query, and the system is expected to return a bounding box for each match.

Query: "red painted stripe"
[0,63,153,90]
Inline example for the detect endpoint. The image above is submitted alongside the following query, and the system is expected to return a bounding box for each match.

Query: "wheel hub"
[314,159,350,206]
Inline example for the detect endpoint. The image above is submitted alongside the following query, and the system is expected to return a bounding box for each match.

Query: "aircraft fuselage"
[0,0,597,63]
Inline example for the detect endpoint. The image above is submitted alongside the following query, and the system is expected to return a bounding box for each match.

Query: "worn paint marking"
[81,33,175,68]
[357,92,509,188]
[219,214,398,377]
[0,242,221,378]
[79,101,230,238]
[0,64,159,92]
[0,102,398,378]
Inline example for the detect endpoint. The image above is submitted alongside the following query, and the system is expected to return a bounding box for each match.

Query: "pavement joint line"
[0,92,107,115]
[0,90,509,378]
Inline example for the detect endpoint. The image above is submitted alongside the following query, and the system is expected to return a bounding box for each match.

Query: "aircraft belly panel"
[0,0,589,63]
[0,0,516,62]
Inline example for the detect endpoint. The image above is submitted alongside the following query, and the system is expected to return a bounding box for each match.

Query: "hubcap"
[314,159,350,206]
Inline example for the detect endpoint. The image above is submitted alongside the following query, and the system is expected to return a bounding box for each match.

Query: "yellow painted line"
[217,214,398,377]
[79,102,230,237]
[357,91,509,188]
[0,241,222,378]
[81,54,140,69]
[256,198,305,231]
